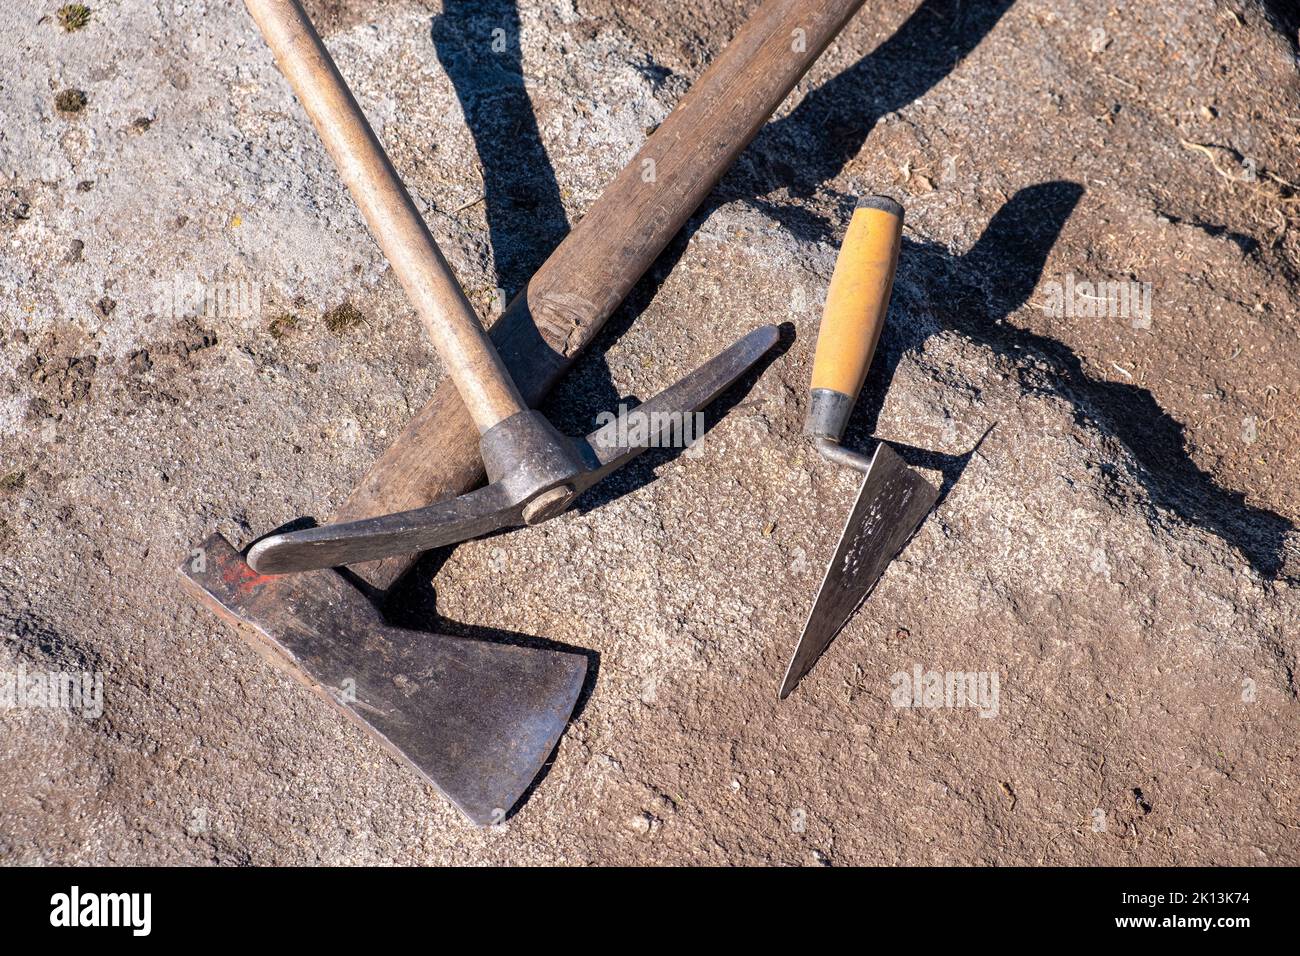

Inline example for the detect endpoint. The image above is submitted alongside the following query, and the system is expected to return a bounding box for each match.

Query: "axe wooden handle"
[332,0,870,590]
[244,0,527,434]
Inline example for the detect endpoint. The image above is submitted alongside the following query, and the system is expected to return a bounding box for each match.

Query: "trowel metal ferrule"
[779,195,938,700]
[247,323,781,574]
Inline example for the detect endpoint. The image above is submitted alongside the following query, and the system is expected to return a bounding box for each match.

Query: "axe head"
[180,535,586,826]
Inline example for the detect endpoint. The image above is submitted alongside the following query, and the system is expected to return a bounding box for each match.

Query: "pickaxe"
[182,0,871,824]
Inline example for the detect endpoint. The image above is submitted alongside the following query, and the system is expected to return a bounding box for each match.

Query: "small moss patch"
[268,312,298,339]
[55,89,87,114]
[323,301,365,334]
[0,471,25,492]
[57,4,91,31]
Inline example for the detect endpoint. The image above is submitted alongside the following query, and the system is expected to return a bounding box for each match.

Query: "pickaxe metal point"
[248,324,779,573]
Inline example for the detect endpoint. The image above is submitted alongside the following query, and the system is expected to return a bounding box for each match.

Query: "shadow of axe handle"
[326,0,870,592]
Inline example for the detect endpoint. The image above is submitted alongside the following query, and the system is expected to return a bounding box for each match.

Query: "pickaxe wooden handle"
[245,0,527,434]
[321,0,870,591]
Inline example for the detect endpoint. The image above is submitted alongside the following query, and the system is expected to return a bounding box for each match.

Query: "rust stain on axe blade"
[179,535,587,826]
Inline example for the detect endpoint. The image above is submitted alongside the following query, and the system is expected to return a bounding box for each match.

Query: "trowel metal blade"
[180,534,586,826]
[779,443,937,699]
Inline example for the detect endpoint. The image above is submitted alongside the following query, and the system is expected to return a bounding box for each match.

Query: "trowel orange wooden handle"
[806,196,904,442]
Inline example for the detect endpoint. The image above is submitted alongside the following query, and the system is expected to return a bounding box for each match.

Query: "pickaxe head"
[247,324,780,574]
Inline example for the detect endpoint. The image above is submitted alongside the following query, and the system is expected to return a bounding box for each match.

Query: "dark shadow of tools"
[855,180,1294,578]
[427,0,1293,580]
[1259,1,1300,56]
[428,0,1019,436]
[424,0,1294,572]
[430,2,569,301]
[885,424,996,506]
[728,0,1018,240]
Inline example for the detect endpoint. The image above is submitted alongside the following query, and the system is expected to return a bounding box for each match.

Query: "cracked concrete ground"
[1,0,1297,864]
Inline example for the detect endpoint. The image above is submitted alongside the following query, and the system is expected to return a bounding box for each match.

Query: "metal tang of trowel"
[779,196,939,699]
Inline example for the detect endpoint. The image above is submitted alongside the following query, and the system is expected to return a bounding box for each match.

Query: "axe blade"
[180,535,586,826]
[779,443,937,699]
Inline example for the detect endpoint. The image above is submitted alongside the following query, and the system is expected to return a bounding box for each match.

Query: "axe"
[182,0,870,824]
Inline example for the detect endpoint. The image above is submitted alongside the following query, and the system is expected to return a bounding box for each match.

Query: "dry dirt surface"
[1,0,1298,865]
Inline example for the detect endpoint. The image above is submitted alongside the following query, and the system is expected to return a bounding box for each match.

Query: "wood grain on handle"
[805,195,903,444]
[244,0,526,433]
[332,0,870,590]
[810,197,903,400]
